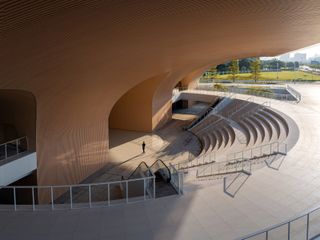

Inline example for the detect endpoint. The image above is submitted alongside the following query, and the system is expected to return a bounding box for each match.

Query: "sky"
[262,43,320,60]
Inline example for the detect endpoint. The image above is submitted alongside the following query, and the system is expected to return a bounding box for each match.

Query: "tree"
[294,61,300,69]
[239,58,255,71]
[216,63,229,73]
[250,58,261,82]
[286,62,294,70]
[208,65,217,78]
[229,60,239,82]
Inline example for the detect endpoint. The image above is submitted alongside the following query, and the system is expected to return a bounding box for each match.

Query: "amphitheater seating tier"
[258,110,281,139]
[253,113,273,142]
[180,98,289,173]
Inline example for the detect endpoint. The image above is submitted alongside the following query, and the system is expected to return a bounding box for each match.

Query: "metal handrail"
[176,86,234,99]
[0,175,155,189]
[197,83,297,102]
[0,171,157,211]
[196,141,287,178]
[150,159,171,182]
[127,161,151,179]
[194,117,223,134]
[226,141,286,161]
[185,105,214,130]
[0,136,28,148]
[168,163,184,195]
[224,97,255,118]
[0,136,29,161]
[286,84,302,102]
[175,151,216,170]
[238,203,320,239]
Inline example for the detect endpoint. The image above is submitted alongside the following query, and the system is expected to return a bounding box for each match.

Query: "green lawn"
[210,71,320,81]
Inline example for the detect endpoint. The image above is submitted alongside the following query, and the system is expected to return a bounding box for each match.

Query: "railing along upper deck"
[0,136,29,162]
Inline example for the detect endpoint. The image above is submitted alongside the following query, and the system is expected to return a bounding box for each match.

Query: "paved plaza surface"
[1,84,320,240]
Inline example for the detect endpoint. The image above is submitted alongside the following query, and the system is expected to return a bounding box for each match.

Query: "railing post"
[211,163,213,175]
[266,230,268,240]
[69,186,73,209]
[180,173,184,194]
[88,185,92,208]
[5,143,7,159]
[143,179,146,201]
[107,183,110,206]
[16,139,19,155]
[288,221,291,240]
[270,144,272,155]
[153,176,156,198]
[306,213,309,240]
[285,144,287,154]
[32,187,35,211]
[51,186,54,210]
[178,172,181,194]
[13,187,17,211]
[126,181,129,203]
[26,136,29,151]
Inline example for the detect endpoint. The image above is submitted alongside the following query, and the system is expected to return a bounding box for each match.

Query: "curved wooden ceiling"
[1,0,320,187]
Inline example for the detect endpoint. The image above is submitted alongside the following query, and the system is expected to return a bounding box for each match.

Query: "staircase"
[129,159,179,198]
[185,98,221,130]
[154,171,177,198]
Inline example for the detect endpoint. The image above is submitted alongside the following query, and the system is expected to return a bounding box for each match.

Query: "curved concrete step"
[248,115,265,144]
[227,120,249,146]
[208,131,217,152]
[201,134,211,154]
[253,113,273,142]
[212,129,222,151]
[236,121,251,146]
[220,126,230,148]
[264,108,289,137]
[225,124,236,146]
[210,131,218,151]
[215,128,224,150]
[199,135,206,155]
[258,110,281,139]
[242,118,258,145]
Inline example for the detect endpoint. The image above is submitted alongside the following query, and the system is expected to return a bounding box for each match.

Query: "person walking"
[142,141,146,153]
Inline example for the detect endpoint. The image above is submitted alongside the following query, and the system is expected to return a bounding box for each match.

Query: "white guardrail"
[195,83,301,103]
[196,142,287,178]
[239,204,320,240]
[0,173,156,211]
[0,160,185,211]
[0,137,29,161]
[174,141,286,173]
[169,163,184,195]
[172,87,234,101]
[286,84,302,102]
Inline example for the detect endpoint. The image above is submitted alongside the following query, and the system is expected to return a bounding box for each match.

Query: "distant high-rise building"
[279,53,290,62]
[292,53,307,63]
[310,54,320,62]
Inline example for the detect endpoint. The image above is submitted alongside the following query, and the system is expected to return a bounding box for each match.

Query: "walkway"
[82,118,201,184]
